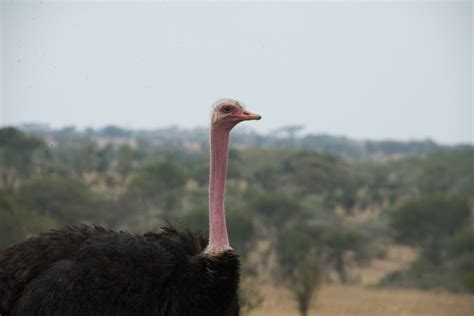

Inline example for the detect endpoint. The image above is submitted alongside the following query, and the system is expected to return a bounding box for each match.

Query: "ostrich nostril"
[243,111,250,115]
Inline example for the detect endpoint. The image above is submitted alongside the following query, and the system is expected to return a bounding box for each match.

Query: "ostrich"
[0,99,261,316]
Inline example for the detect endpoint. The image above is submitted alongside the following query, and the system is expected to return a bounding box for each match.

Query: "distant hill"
[17,123,470,160]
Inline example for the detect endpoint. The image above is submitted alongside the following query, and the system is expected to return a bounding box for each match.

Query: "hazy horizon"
[1,1,472,144]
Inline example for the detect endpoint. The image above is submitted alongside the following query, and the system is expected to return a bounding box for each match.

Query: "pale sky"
[1,1,472,144]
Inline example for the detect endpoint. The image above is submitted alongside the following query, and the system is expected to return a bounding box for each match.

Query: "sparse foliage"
[276,228,321,316]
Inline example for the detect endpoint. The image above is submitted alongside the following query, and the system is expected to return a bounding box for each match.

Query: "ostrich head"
[211,99,261,130]
[207,99,261,254]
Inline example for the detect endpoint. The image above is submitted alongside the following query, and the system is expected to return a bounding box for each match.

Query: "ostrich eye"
[222,106,233,113]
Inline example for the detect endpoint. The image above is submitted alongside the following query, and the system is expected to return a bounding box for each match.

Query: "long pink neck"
[208,126,231,251]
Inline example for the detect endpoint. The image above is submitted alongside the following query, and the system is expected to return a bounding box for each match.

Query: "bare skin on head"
[206,99,261,254]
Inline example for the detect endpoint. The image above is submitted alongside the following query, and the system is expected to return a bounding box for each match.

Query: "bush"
[389,195,470,264]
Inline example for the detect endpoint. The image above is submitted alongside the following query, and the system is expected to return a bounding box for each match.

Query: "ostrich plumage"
[0,99,261,316]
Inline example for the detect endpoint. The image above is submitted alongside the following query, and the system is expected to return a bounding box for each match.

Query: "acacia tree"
[276,228,321,316]
[323,229,367,283]
[390,195,470,265]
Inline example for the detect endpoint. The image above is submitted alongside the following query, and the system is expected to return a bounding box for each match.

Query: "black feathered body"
[0,225,240,316]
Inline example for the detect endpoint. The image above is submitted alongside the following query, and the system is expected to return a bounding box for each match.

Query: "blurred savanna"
[1,125,473,315]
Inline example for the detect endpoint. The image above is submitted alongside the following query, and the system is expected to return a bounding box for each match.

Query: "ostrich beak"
[240,110,262,121]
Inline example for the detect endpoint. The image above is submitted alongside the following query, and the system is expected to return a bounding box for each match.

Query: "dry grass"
[249,285,474,316]
[354,244,418,285]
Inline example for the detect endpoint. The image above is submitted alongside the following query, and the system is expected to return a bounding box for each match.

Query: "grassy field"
[249,285,474,316]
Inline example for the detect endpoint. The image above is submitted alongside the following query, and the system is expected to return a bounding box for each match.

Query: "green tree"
[276,228,321,316]
[180,208,208,233]
[20,176,108,225]
[116,145,143,180]
[227,210,255,257]
[448,228,474,258]
[283,151,353,196]
[323,229,367,283]
[0,128,46,189]
[252,193,302,228]
[418,149,474,197]
[95,145,114,173]
[389,195,470,265]
[253,166,279,191]
[289,248,321,316]
[99,125,130,138]
[0,190,55,249]
[447,229,474,292]
[128,160,187,224]
[227,149,243,179]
